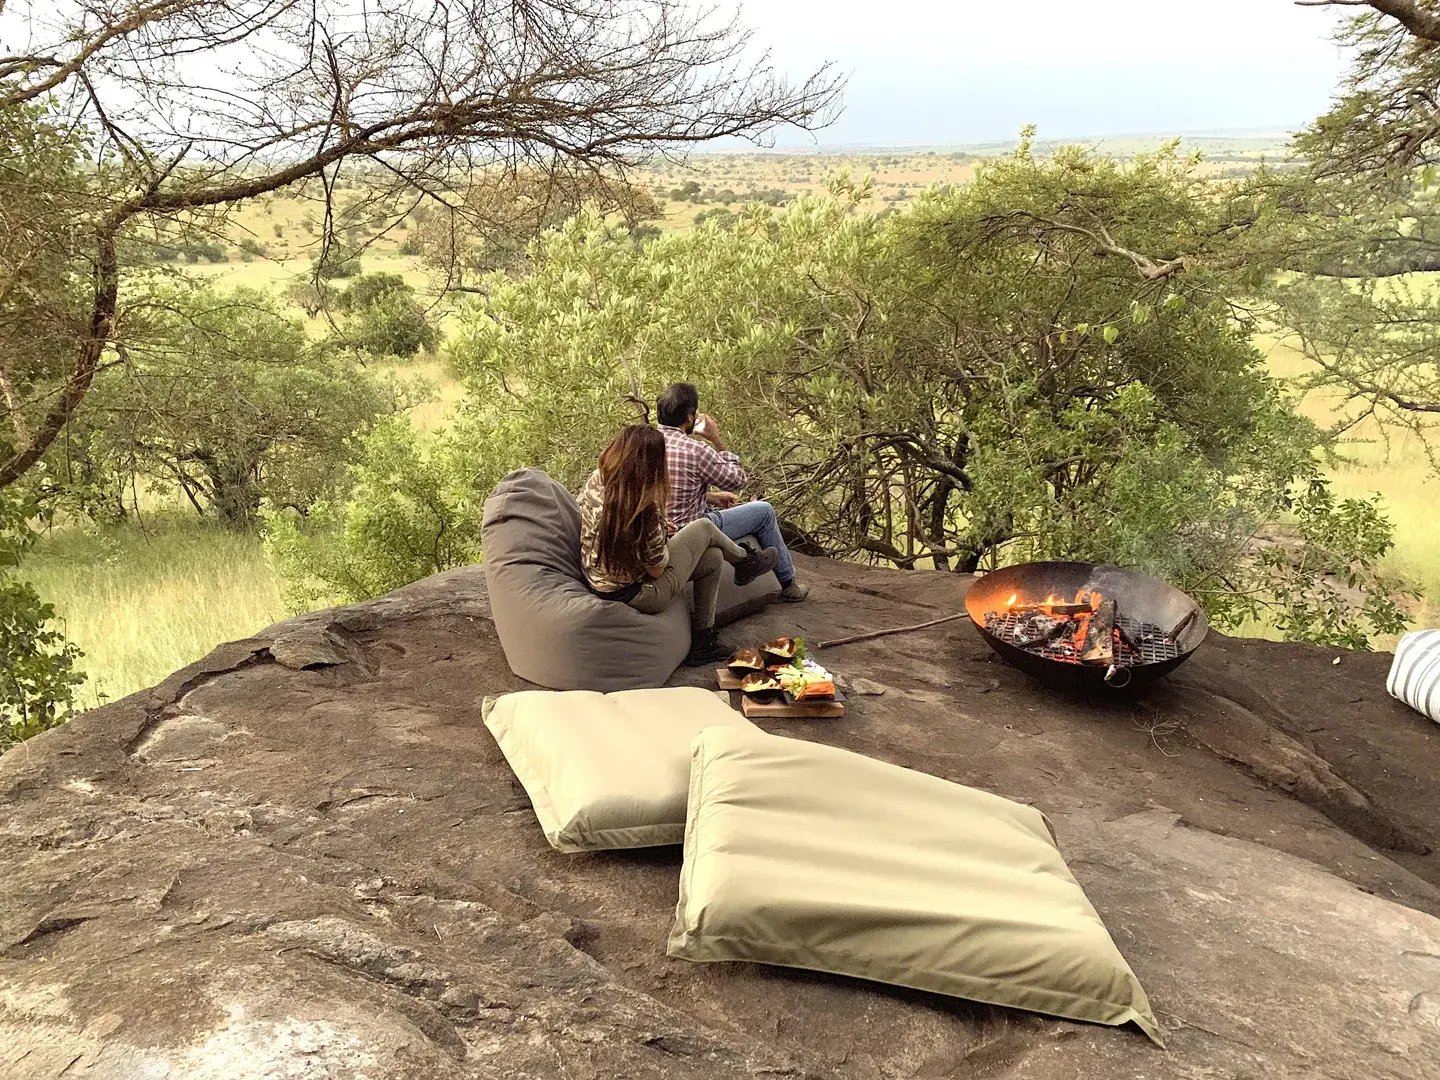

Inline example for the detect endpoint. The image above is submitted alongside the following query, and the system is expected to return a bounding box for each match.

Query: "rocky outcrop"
[2,559,1439,1079]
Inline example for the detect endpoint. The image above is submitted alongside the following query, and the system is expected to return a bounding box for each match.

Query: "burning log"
[983,585,1184,671]
[1014,617,1069,650]
[1168,608,1199,642]
[1013,597,1097,617]
[1080,599,1116,665]
[968,562,1205,686]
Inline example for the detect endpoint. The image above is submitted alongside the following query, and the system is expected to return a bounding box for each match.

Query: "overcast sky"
[738,0,1353,147]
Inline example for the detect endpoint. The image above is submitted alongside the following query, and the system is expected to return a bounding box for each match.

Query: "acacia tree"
[272,151,1412,647]
[415,168,665,286]
[62,284,418,525]
[0,0,839,489]
[1273,0,1440,460]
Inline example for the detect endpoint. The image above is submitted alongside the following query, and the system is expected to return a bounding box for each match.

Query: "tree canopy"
[1269,0,1440,459]
[271,147,1412,647]
[55,284,417,526]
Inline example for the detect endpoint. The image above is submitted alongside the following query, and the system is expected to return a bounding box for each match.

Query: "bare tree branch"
[0,0,842,489]
[980,210,1194,281]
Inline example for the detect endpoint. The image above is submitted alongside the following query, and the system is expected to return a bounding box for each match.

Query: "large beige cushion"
[483,687,756,852]
[668,727,1163,1045]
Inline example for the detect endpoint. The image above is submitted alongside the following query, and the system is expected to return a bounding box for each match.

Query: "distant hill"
[702,130,1295,161]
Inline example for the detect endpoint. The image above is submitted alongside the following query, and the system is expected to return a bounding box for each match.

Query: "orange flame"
[1004,588,1105,618]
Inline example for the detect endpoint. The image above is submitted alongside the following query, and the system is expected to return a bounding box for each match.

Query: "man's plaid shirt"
[660,424,747,528]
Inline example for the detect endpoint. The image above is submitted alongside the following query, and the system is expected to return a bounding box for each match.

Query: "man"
[656,383,810,602]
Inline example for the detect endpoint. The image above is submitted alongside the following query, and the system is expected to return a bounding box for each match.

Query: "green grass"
[405,358,466,432]
[23,517,287,711]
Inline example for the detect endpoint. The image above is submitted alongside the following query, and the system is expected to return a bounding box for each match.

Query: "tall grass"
[16,344,461,712]
[406,357,466,432]
[22,517,287,710]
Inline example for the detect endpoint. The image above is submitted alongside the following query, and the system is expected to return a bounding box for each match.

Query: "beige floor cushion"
[669,727,1164,1045]
[483,687,756,852]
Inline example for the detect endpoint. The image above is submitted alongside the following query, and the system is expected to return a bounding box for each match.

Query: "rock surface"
[3,558,1439,1079]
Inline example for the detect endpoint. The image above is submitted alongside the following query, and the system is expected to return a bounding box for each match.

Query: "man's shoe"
[777,581,811,603]
[732,546,779,588]
[685,627,734,667]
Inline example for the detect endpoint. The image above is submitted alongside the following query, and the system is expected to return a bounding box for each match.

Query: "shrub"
[1,497,83,750]
[263,419,484,609]
[337,272,410,313]
[314,254,362,279]
[345,289,440,358]
[693,207,736,229]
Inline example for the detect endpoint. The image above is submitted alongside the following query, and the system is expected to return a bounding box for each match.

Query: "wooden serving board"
[715,668,744,691]
[717,670,846,718]
[740,695,846,719]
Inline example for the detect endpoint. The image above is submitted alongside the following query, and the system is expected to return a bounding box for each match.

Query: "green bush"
[346,292,440,359]
[693,206,736,229]
[337,272,410,313]
[1,497,83,750]
[263,418,485,609]
[323,272,441,359]
[313,254,362,279]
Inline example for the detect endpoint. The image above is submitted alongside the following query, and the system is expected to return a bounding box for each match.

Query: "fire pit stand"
[964,561,1208,691]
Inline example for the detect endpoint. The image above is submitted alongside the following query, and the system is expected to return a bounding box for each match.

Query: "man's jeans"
[706,500,795,586]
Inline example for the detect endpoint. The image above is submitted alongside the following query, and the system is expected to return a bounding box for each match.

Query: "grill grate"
[982,610,1181,668]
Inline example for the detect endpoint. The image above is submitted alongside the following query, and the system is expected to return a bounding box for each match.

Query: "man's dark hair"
[656,383,699,428]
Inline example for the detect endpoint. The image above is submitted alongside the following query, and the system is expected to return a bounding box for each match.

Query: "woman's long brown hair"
[595,425,670,581]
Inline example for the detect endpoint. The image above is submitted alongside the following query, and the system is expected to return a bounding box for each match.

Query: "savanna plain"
[24,141,1438,710]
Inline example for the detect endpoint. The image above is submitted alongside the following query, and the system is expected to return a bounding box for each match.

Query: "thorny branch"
[1296,0,1440,44]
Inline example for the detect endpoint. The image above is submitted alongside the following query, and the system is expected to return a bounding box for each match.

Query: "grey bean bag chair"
[482,468,779,691]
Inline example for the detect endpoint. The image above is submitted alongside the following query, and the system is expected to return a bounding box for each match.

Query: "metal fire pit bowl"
[965,561,1209,692]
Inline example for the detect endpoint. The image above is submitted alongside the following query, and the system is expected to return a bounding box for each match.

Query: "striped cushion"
[1386,630,1440,723]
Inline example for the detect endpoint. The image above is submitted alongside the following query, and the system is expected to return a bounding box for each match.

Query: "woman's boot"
[731,546,779,587]
[685,626,734,667]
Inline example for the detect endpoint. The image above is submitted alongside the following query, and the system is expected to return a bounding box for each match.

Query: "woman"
[579,425,778,666]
